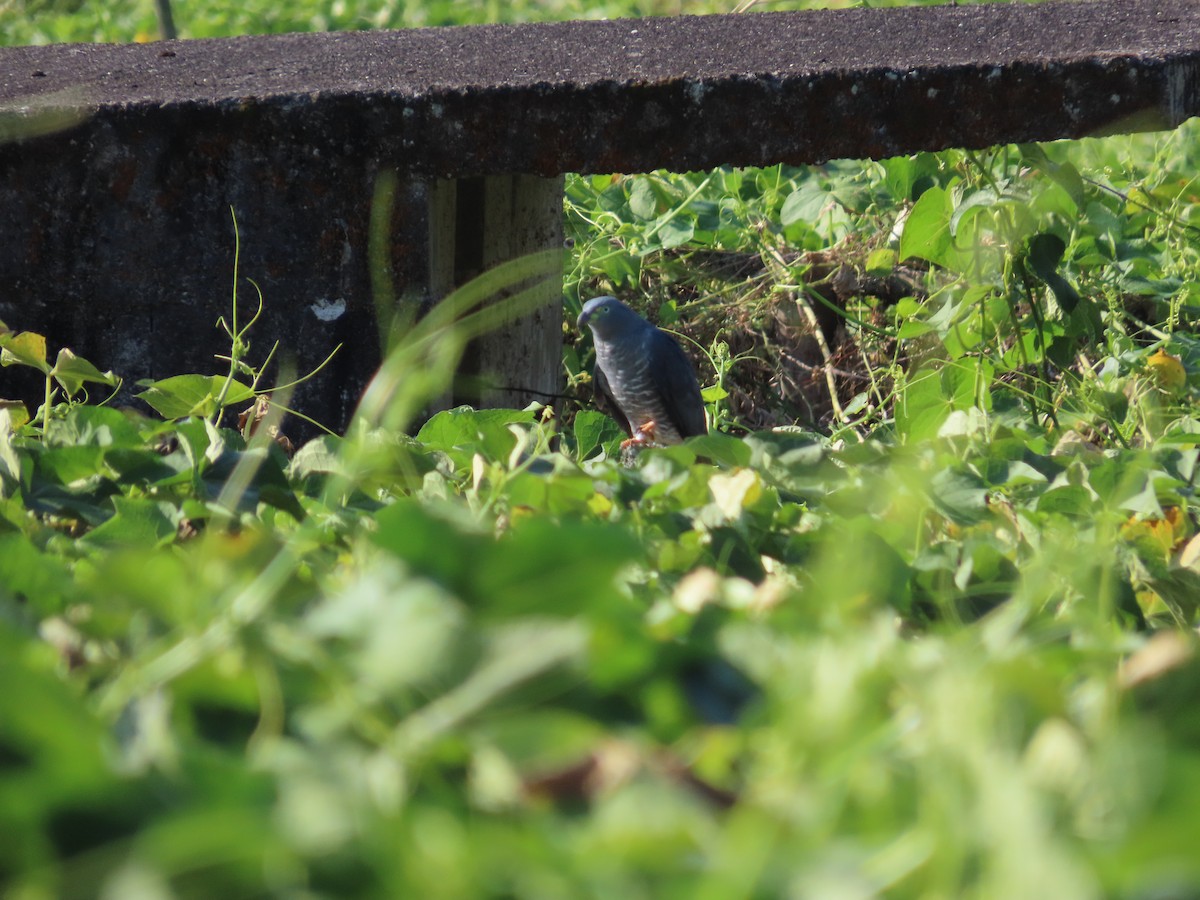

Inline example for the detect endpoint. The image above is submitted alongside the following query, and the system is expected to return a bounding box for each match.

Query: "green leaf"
[372,500,640,619]
[34,445,106,488]
[504,468,598,516]
[896,368,950,443]
[1036,484,1097,519]
[866,248,897,275]
[0,533,73,614]
[305,558,471,694]
[928,468,989,526]
[629,177,660,220]
[948,187,1001,238]
[416,406,534,465]
[204,444,305,520]
[780,181,828,227]
[685,432,752,467]
[0,628,115,823]
[473,517,642,619]
[573,409,622,460]
[882,155,916,200]
[136,375,255,420]
[0,331,50,374]
[896,320,937,339]
[287,435,346,481]
[372,499,490,596]
[900,186,952,267]
[82,497,177,548]
[50,348,119,398]
[656,216,695,249]
[44,406,142,449]
[0,426,20,496]
[0,401,29,431]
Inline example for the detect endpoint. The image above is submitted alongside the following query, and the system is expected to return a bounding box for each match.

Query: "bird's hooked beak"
[576,301,614,333]
[578,296,617,333]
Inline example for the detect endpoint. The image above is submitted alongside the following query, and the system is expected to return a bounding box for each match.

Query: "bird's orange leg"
[620,419,658,450]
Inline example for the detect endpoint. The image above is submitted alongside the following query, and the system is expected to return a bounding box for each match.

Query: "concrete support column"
[0,123,565,434]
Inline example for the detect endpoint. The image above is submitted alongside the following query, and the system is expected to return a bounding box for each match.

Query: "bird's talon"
[620,420,659,451]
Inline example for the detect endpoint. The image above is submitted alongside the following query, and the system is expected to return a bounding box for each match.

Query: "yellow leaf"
[1121,515,1178,561]
[1180,532,1200,572]
[708,468,762,521]
[587,492,613,518]
[1146,348,1187,395]
[0,331,49,374]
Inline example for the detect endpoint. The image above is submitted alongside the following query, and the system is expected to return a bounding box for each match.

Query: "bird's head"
[576,295,646,340]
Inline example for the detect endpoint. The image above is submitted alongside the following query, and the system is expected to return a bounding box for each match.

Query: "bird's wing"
[592,362,632,436]
[647,329,708,438]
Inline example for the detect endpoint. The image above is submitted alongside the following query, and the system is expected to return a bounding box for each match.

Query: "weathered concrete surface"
[1,0,1199,431]
[4,0,1200,174]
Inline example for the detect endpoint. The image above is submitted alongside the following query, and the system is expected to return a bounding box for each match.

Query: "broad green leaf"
[686,432,752,467]
[628,177,660,220]
[503,468,597,516]
[1036,484,1097,518]
[780,181,828,227]
[900,186,952,267]
[34,445,106,488]
[391,620,589,755]
[372,499,490,596]
[44,405,142,448]
[50,348,119,398]
[0,331,50,374]
[0,628,114,820]
[656,215,695,249]
[0,426,19,495]
[204,445,305,521]
[82,497,177,548]
[416,406,533,465]
[573,409,621,461]
[866,247,897,275]
[0,400,29,430]
[882,155,916,200]
[928,467,989,526]
[897,320,937,339]
[896,368,950,443]
[0,533,73,614]
[305,558,470,694]
[137,375,255,420]
[287,435,345,482]
[472,517,642,619]
[476,709,605,773]
[948,187,1001,237]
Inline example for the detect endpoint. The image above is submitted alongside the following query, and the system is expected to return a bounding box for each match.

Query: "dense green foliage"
[6,0,1200,897]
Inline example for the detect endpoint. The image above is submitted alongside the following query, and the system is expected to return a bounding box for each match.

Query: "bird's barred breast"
[597,342,683,443]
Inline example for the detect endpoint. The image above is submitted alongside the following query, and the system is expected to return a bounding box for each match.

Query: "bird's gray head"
[576,295,649,341]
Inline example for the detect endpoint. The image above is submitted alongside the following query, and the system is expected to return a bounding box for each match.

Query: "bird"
[576,295,707,448]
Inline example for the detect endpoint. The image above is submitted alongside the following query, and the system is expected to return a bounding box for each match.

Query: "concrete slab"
[3,1,1200,175]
